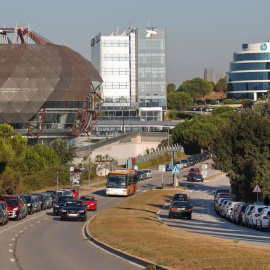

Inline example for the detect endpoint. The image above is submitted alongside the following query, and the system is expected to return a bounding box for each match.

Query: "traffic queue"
[0,186,97,225]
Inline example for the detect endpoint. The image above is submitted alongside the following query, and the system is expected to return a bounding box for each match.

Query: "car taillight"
[240,212,243,215]
[173,198,175,201]
[170,208,177,210]
[263,216,269,219]
[185,198,188,201]
[186,208,191,211]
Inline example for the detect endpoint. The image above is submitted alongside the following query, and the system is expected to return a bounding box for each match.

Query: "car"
[60,200,87,221]
[0,195,25,221]
[62,187,79,199]
[17,195,28,218]
[242,204,256,227]
[256,207,270,231]
[187,172,204,182]
[188,167,201,174]
[53,195,74,216]
[175,160,183,169]
[31,193,47,211]
[80,195,97,211]
[172,193,189,201]
[181,159,190,168]
[234,203,247,225]
[218,199,232,217]
[32,195,41,213]
[226,201,239,221]
[215,197,231,214]
[248,205,267,229]
[231,202,243,223]
[187,157,195,166]
[0,201,9,224]
[214,189,230,201]
[137,170,147,180]
[21,194,35,215]
[42,193,53,209]
[46,190,58,202]
[165,164,172,171]
[168,201,192,219]
[142,169,152,178]
[59,189,73,196]
[0,205,5,226]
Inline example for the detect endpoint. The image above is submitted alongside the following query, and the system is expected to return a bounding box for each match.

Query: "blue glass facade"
[227,42,270,100]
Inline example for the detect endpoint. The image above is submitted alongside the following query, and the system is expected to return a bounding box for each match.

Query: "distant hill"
[198,90,226,102]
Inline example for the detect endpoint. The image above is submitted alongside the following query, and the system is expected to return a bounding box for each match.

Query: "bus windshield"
[107,174,127,188]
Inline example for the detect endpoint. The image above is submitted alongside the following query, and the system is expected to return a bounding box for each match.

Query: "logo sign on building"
[260,43,267,51]
[252,184,262,193]
[146,30,157,38]
[172,166,179,174]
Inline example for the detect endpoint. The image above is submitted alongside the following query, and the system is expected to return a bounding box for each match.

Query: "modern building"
[0,25,102,139]
[227,42,270,100]
[91,25,167,133]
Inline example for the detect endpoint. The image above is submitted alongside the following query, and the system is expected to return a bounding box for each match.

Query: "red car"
[0,195,25,220]
[80,196,97,211]
[188,167,201,174]
[63,187,79,199]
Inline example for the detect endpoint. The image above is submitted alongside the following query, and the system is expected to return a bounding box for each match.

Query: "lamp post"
[88,135,91,186]
[122,108,125,133]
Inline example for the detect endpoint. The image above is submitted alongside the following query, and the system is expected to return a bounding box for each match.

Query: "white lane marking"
[30,224,33,227]
[20,231,23,233]
[15,234,18,237]
[37,221,40,223]
[11,238,15,241]
[9,244,12,246]
[24,227,28,230]
[0,213,45,234]
[9,249,12,252]
[10,258,15,262]
[137,189,141,192]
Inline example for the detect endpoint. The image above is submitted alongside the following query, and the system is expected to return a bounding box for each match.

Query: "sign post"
[56,171,59,191]
[252,184,262,204]
[159,165,165,189]
[172,166,179,188]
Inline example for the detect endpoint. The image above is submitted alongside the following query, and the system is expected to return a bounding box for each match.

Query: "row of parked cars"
[166,151,212,171]
[136,169,153,181]
[214,189,270,231]
[0,187,80,225]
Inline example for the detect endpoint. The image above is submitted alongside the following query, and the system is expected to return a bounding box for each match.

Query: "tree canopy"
[214,77,227,92]
[50,139,76,164]
[167,83,176,94]
[167,91,193,110]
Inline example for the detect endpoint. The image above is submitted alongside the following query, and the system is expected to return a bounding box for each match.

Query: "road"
[1,160,269,270]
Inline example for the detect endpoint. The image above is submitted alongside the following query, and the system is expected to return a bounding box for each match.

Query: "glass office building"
[227,42,270,100]
[91,26,167,129]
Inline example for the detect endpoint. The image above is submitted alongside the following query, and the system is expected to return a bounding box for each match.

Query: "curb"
[82,210,172,270]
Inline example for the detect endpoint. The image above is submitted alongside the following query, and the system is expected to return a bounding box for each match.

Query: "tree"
[214,77,227,92]
[50,139,76,164]
[167,91,193,110]
[178,77,211,103]
[167,83,176,94]
[1,166,23,194]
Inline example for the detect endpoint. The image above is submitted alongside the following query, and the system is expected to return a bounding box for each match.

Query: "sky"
[2,0,270,87]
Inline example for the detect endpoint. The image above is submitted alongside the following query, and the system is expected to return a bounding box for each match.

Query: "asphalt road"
[1,160,269,270]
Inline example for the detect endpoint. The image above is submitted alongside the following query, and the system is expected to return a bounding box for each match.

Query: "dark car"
[137,170,147,180]
[166,164,172,171]
[46,190,58,202]
[60,200,87,221]
[0,205,5,226]
[31,193,47,211]
[187,172,204,182]
[187,157,195,166]
[53,195,74,216]
[168,201,192,219]
[181,159,190,168]
[234,203,247,225]
[32,195,42,213]
[0,201,9,224]
[0,195,25,221]
[172,193,189,201]
[21,194,35,215]
[18,195,28,217]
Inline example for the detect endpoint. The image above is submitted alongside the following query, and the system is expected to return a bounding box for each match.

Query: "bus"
[106,169,138,196]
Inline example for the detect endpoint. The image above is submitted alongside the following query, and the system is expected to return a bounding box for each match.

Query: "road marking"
[9,244,12,246]
[37,221,40,223]
[11,238,15,241]
[10,258,15,262]
[15,234,18,237]
[24,227,28,230]
[137,189,141,192]
[9,249,12,252]
[20,231,23,233]
[30,224,33,227]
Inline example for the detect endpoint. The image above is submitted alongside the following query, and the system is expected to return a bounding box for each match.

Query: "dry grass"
[88,190,270,270]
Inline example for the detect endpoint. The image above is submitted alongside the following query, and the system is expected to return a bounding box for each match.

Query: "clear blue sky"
[2,0,270,87]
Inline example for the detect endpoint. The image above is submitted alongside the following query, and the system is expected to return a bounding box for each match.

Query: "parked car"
[242,204,256,227]
[0,195,25,221]
[31,193,47,211]
[187,172,204,182]
[187,157,195,166]
[188,167,201,174]
[42,193,53,209]
[181,159,190,168]
[142,169,152,178]
[59,189,73,196]
[172,193,189,201]
[231,202,243,224]
[175,160,183,169]
[137,170,147,180]
[0,205,5,226]
[18,195,28,218]
[165,164,172,171]
[53,195,74,216]
[21,194,35,215]
[80,195,97,211]
[46,190,58,202]
[218,199,232,217]
[214,189,230,201]
[248,205,267,229]
[234,203,247,225]
[60,200,87,221]
[0,201,9,224]
[256,207,270,231]
[168,201,192,219]
[32,195,41,213]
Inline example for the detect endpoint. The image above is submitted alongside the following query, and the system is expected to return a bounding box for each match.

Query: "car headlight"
[54,204,59,208]
[79,210,85,214]
[13,208,18,211]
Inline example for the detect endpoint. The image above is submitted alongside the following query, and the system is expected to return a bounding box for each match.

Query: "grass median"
[88,189,270,270]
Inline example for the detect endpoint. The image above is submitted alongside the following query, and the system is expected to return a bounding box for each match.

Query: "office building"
[91,26,167,132]
[227,42,270,100]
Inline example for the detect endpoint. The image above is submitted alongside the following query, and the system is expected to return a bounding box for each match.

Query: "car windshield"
[65,201,83,207]
[107,173,127,188]
[0,202,6,209]
[57,197,72,203]
[23,196,31,203]
[6,199,18,206]
[81,197,94,201]
[172,201,189,207]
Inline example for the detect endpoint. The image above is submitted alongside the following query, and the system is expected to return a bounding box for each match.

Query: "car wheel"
[168,213,172,218]
[61,217,65,221]
[1,219,4,226]
[260,222,263,231]
[188,215,192,220]
[83,216,87,222]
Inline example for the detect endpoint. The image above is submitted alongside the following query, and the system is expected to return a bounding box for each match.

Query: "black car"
[53,195,74,216]
[21,194,35,215]
[31,193,47,211]
[0,205,5,226]
[137,170,147,180]
[32,195,41,212]
[60,200,87,221]
[187,172,204,182]
[172,193,189,201]
[168,201,192,219]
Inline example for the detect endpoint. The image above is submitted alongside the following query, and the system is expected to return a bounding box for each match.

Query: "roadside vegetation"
[88,189,270,270]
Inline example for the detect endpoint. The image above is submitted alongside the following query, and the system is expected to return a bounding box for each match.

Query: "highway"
[0,161,269,270]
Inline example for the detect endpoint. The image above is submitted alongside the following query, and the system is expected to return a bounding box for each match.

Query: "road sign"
[202,169,207,177]
[172,166,179,174]
[202,163,208,170]
[252,184,262,193]
[159,165,165,172]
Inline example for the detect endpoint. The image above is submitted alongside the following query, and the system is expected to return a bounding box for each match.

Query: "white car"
[142,169,152,178]
[248,205,267,229]
[256,207,270,231]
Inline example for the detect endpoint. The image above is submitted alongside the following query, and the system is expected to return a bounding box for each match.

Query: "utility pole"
[167,147,178,186]
[88,135,91,186]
